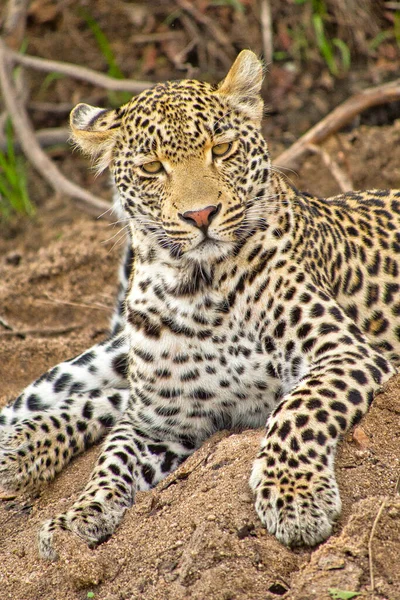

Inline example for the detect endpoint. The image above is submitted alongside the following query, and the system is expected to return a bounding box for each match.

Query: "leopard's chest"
[125,272,284,437]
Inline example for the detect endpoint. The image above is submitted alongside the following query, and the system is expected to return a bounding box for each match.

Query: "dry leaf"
[29,0,60,24]
[352,426,370,449]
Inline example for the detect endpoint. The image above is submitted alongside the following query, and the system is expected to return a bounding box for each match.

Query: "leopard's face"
[70,51,267,262]
[111,81,270,261]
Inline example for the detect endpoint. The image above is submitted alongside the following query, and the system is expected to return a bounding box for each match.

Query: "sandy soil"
[1,123,400,599]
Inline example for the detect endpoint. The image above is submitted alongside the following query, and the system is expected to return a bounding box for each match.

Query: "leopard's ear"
[70,103,122,171]
[216,50,264,125]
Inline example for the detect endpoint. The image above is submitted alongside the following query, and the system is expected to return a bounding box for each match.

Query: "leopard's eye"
[212,142,232,158]
[141,161,164,174]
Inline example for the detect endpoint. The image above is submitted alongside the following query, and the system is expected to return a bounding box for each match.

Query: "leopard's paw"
[0,417,66,492]
[0,424,38,492]
[250,455,341,546]
[38,499,128,560]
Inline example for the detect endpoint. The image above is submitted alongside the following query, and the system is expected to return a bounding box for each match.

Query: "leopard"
[1,50,399,561]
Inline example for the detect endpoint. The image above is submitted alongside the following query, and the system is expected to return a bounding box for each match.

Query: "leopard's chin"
[184,238,234,262]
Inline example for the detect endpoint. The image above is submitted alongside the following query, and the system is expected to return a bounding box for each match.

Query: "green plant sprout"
[369,30,392,52]
[369,10,400,52]
[329,589,361,600]
[211,0,245,13]
[294,0,351,75]
[0,119,34,220]
[164,9,182,27]
[80,8,131,106]
[393,11,400,47]
[39,71,65,97]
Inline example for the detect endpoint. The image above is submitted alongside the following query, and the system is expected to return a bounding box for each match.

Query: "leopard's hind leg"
[0,387,130,493]
[0,330,129,426]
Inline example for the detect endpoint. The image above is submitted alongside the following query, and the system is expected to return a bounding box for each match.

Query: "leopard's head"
[71,50,270,262]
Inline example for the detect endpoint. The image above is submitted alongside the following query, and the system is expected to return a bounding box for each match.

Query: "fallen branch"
[307,143,353,192]
[29,93,109,114]
[131,31,185,44]
[274,78,400,170]
[0,126,70,152]
[0,39,112,218]
[260,0,273,65]
[29,101,79,114]
[4,46,153,94]
[26,126,69,147]
[368,498,387,595]
[2,0,29,50]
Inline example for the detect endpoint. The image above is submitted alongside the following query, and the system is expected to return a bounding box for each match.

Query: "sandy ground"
[1,124,400,599]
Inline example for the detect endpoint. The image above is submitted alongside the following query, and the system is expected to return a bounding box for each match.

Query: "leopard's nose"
[179,203,221,231]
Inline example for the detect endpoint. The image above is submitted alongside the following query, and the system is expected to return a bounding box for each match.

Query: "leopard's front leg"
[250,304,395,546]
[38,410,195,560]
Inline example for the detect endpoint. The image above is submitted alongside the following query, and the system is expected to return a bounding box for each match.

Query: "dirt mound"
[1,125,400,599]
[0,397,399,600]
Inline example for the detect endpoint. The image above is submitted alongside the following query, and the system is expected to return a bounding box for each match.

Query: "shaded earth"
[1,122,400,599]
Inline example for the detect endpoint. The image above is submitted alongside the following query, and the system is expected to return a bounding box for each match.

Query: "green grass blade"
[333,38,351,71]
[0,121,34,220]
[80,8,124,79]
[0,175,13,198]
[312,13,338,75]
[0,152,18,186]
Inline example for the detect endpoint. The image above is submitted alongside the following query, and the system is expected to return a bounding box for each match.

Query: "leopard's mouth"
[197,236,221,248]
[185,236,234,262]
[160,227,235,262]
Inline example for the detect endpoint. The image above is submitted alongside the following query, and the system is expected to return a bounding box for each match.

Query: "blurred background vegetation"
[0,0,399,220]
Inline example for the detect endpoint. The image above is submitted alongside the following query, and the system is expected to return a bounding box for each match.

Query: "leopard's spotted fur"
[1,51,399,559]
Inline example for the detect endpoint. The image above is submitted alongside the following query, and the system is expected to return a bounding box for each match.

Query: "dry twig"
[29,101,79,114]
[275,78,400,170]
[260,0,273,65]
[180,13,205,71]
[2,0,29,49]
[0,316,13,331]
[0,325,82,338]
[395,472,400,495]
[0,126,70,152]
[131,32,185,44]
[176,0,235,64]
[368,498,387,595]
[307,143,353,192]
[4,47,153,94]
[0,491,17,501]
[0,39,112,218]
[37,295,111,312]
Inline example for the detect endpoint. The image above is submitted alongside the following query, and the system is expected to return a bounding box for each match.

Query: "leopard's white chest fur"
[124,260,300,440]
